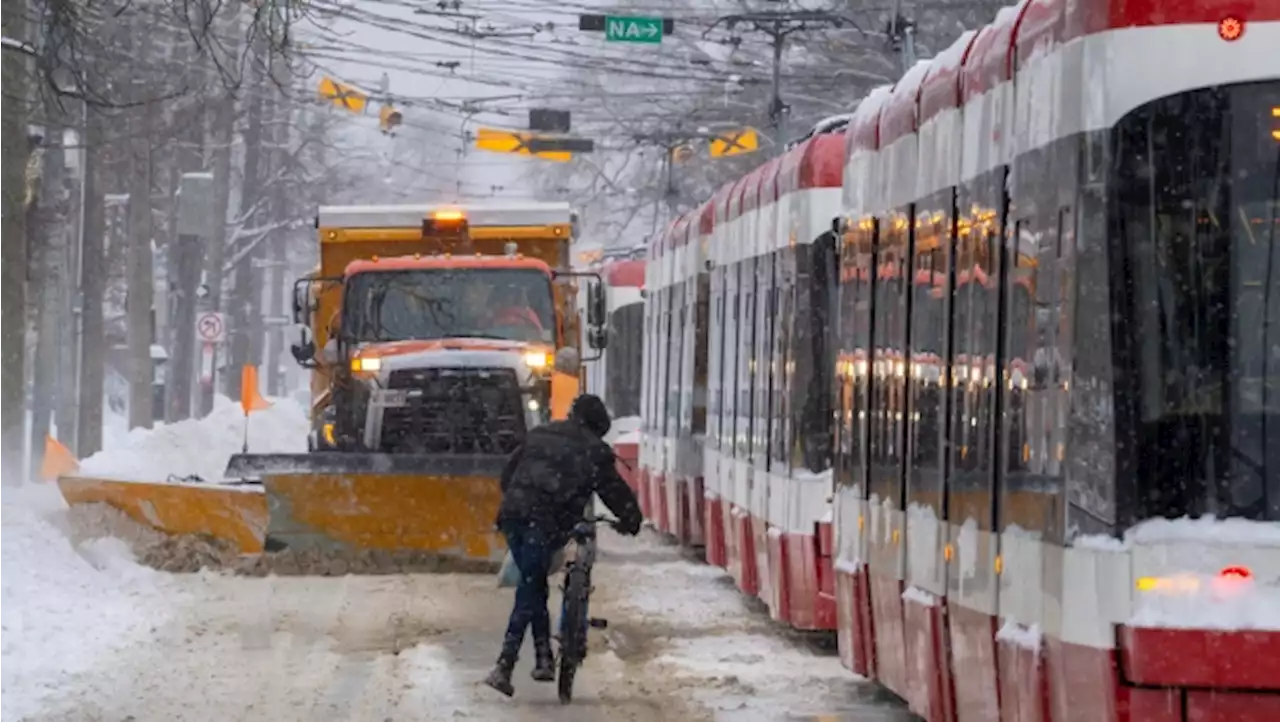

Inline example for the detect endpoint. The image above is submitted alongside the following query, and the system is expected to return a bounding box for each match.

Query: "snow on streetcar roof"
[962,3,1028,99]
[1015,0,1063,65]
[918,30,979,124]
[797,133,846,191]
[698,200,715,235]
[603,259,645,288]
[848,85,894,152]
[880,59,935,147]
[741,163,767,214]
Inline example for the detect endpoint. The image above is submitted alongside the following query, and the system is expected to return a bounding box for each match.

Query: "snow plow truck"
[59,202,609,568]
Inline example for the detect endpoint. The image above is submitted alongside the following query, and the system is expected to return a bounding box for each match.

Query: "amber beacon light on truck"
[424,207,468,233]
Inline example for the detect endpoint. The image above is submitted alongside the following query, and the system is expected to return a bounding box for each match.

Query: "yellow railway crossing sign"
[318,76,369,114]
[474,127,595,162]
[709,127,759,158]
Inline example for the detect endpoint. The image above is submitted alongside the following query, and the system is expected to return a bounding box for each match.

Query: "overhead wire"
[289,0,895,211]
[303,0,829,83]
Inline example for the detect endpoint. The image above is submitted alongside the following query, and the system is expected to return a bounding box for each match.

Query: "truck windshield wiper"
[442,333,517,341]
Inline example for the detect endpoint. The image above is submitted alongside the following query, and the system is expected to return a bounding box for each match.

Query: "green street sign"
[605,15,663,43]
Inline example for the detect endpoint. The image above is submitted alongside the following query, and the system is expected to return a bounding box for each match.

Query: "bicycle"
[556,514,616,704]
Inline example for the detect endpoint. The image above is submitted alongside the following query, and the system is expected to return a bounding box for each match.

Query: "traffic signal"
[379,104,403,134]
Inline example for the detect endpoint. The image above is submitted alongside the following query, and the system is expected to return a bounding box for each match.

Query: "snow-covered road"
[5,400,913,721]
[3,487,912,722]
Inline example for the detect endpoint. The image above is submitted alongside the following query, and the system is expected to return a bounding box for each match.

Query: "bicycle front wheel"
[558,565,589,703]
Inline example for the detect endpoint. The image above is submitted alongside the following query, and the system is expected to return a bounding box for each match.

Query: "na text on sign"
[605,16,663,43]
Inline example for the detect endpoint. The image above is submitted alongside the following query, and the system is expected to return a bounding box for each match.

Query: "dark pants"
[499,522,557,663]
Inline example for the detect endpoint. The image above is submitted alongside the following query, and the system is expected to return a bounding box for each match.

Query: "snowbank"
[79,395,309,482]
[1,484,175,720]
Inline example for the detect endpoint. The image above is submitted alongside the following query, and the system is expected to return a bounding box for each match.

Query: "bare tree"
[1,0,30,482]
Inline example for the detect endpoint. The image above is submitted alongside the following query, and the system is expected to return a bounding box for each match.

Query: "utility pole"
[1,0,30,481]
[703,9,865,155]
[201,5,241,416]
[628,129,715,219]
[885,0,918,74]
[170,172,214,422]
[76,100,107,457]
[770,32,786,154]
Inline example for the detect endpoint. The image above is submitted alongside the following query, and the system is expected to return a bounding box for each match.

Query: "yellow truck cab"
[291,203,602,454]
[223,202,608,561]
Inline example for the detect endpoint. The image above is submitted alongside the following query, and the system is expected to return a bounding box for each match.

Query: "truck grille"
[381,368,526,454]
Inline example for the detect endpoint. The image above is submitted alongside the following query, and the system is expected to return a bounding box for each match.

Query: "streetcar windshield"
[1115,80,1280,520]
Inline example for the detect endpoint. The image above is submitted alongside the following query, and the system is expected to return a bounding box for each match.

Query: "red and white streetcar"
[640,1,1280,720]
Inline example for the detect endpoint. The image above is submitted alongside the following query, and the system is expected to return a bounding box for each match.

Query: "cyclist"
[484,394,643,697]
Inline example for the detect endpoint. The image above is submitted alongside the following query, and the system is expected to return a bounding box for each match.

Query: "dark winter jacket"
[495,402,642,544]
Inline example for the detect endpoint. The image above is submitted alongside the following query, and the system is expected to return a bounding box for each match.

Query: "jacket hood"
[569,394,611,437]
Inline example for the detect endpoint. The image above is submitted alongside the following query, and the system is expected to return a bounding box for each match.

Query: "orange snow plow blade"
[224,452,507,563]
[260,472,504,560]
[56,476,268,554]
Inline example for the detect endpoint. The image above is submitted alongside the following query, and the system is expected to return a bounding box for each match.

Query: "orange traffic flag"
[41,435,80,482]
[240,365,273,413]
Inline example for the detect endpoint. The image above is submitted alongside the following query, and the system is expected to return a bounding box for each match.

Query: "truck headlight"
[351,357,381,372]
[523,351,552,370]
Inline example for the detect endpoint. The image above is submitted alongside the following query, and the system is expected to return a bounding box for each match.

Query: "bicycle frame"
[558,521,599,646]
[556,516,613,703]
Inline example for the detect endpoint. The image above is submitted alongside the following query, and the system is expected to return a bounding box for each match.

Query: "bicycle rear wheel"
[558,565,589,703]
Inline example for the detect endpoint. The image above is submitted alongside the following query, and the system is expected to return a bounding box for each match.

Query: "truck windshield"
[344,268,556,344]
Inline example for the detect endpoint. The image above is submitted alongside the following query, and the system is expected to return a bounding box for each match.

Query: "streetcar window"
[606,302,643,419]
[669,287,684,438]
[772,265,790,469]
[870,211,911,506]
[711,273,725,447]
[1113,80,1280,522]
[693,274,710,435]
[908,197,952,517]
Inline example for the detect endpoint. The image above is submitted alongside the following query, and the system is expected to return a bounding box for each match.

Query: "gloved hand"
[616,514,642,537]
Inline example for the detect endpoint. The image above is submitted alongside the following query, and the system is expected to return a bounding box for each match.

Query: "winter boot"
[484,657,515,697]
[531,641,556,682]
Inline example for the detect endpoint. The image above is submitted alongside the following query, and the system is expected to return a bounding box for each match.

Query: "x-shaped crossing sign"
[318,76,368,114]
[474,127,594,162]
[709,127,759,158]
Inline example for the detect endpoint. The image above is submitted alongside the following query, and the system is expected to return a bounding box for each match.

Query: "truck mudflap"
[225,453,509,565]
